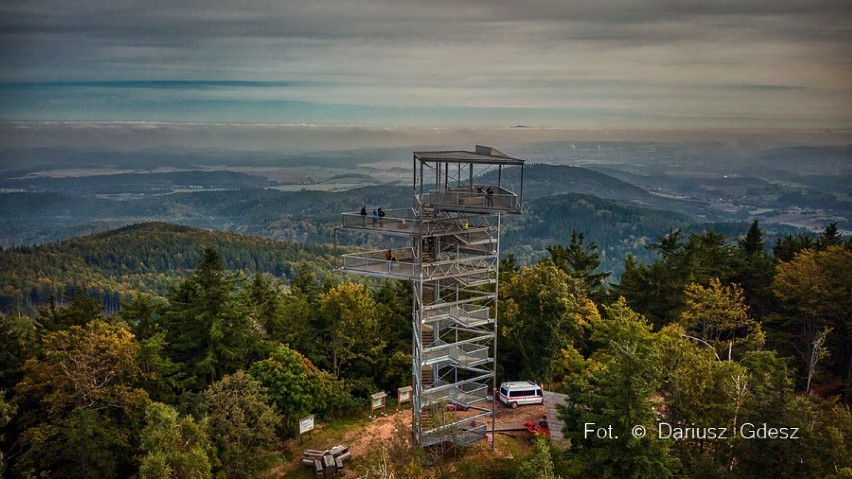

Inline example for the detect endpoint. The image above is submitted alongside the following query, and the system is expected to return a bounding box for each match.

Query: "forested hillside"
[0,161,822,286]
[481,164,718,217]
[0,223,336,313]
[502,193,693,265]
[1,201,801,316]
[0,221,849,478]
[0,185,414,245]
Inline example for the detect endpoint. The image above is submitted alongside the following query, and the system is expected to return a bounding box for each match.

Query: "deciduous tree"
[319,283,385,380]
[250,345,348,434]
[517,437,563,479]
[500,263,592,382]
[13,320,148,477]
[657,324,748,474]
[139,402,213,479]
[202,371,279,479]
[772,246,852,400]
[679,278,764,361]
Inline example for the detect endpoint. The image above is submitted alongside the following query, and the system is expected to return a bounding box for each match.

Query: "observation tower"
[339,145,525,446]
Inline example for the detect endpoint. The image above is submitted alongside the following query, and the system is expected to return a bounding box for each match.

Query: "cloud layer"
[2,0,851,128]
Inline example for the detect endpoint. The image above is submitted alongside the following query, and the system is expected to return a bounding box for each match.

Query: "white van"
[498,380,544,408]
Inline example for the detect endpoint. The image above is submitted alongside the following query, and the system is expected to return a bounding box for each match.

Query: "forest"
[0,193,803,318]
[0,223,336,314]
[0,220,850,478]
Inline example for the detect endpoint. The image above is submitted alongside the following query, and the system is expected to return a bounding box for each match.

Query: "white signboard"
[398,386,412,404]
[299,415,315,435]
[370,392,387,411]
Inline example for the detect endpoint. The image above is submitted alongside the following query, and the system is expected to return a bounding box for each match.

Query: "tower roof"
[414,145,525,166]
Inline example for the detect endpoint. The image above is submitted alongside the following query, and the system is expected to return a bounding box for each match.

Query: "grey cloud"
[1,0,850,128]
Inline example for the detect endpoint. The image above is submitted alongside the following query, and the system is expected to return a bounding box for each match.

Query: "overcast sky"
[1,0,851,130]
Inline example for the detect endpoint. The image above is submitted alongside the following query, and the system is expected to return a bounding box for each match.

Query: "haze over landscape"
[1,1,851,477]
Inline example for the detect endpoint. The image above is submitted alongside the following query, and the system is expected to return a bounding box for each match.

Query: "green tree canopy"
[517,437,564,479]
[679,278,765,361]
[771,245,852,399]
[735,220,776,321]
[201,371,279,479]
[558,298,678,478]
[13,320,148,478]
[161,248,264,391]
[139,402,213,479]
[500,262,594,382]
[250,344,350,435]
[319,282,385,383]
[616,229,741,326]
[546,230,611,301]
[39,291,102,332]
[121,293,164,342]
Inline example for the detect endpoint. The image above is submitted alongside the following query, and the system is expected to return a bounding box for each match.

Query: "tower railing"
[422,302,491,328]
[341,249,495,281]
[428,186,520,213]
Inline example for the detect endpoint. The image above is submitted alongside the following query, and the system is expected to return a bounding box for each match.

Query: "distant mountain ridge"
[0,164,715,246]
[485,164,718,217]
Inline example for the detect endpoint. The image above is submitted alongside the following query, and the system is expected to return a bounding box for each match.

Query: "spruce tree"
[162,248,261,391]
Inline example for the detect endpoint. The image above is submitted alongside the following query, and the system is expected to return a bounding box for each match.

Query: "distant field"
[763,211,851,234]
[222,166,312,184]
[13,166,185,179]
[269,184,365,192]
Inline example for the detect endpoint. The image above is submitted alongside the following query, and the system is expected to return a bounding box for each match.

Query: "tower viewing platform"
[414,145,525,215]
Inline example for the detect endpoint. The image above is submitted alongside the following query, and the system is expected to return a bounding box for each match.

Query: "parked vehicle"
[498,380,544,408]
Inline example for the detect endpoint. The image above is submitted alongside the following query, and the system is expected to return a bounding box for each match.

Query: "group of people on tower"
[360,205,385,227]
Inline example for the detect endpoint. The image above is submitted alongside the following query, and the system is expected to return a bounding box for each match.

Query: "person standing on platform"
[360,205,367,226]
[371,209,378,227]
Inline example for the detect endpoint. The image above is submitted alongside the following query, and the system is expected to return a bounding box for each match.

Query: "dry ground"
[281,401,547,477]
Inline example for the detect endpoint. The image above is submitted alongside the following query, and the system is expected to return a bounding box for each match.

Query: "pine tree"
[546,230,611,302]
[773,233,816,262]
[161,248,262,391]
[736,221,775,321]
[817,222,842,250]
[558,299,678,478]
[738,220,765,257]
[615,229,739,326]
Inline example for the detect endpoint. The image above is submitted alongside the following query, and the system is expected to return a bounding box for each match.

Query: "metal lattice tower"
[339,146,525,446]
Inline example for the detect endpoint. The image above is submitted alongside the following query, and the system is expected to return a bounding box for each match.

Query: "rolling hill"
[0,222,336,313]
